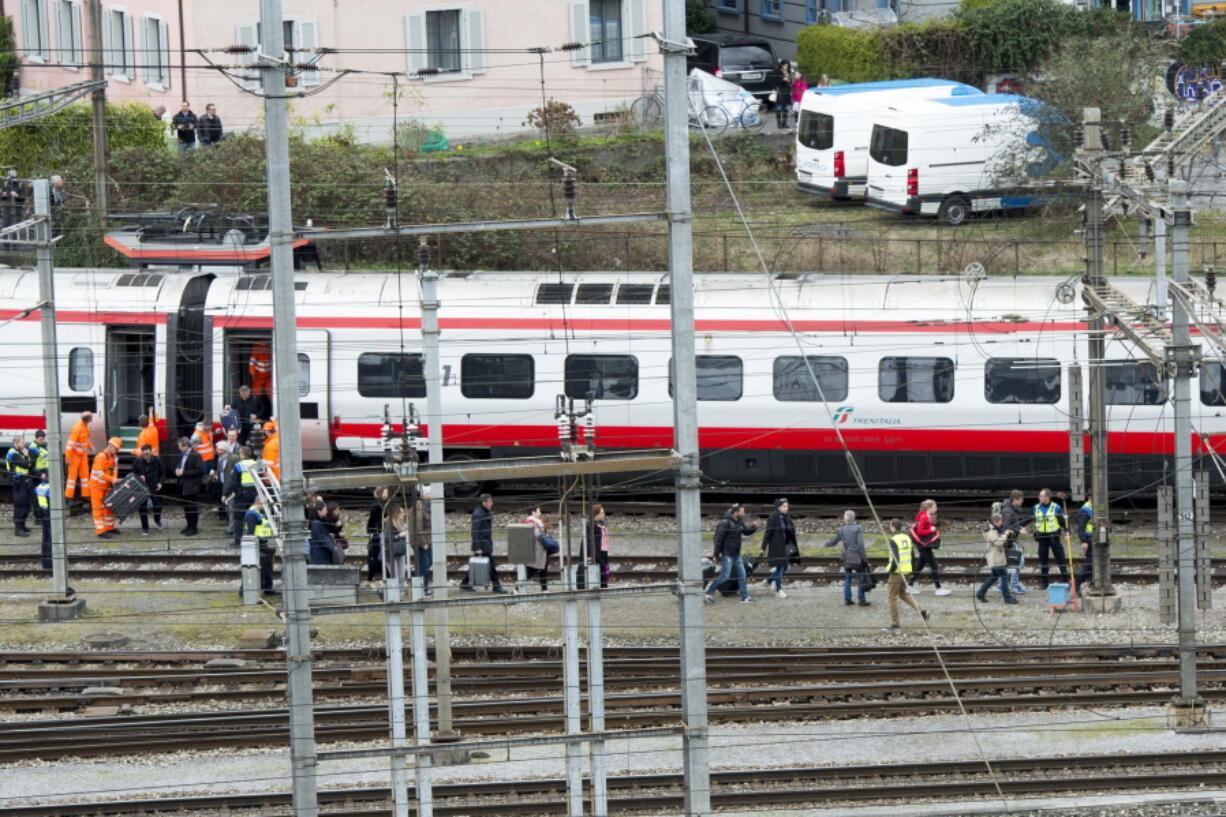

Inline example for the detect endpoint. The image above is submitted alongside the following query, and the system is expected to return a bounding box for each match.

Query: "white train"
[0,267,1217,491]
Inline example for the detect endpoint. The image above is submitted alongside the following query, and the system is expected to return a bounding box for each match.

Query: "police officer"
[28,430,49,475]
[1074,494,1095,591]
[34,470,51,568]
[7,435,32,537]
[1032,488,1070,589]
[223,445,259,549]
[243,497,278,595]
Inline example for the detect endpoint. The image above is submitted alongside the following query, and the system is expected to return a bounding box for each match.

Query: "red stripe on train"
[332,422,1226,456]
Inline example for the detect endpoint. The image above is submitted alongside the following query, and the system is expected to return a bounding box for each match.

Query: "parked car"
[687,34,781,101]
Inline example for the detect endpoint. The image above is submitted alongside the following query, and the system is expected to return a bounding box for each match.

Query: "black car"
[687,34,781,100]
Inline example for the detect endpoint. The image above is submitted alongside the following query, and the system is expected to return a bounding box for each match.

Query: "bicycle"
[630,85,730,136]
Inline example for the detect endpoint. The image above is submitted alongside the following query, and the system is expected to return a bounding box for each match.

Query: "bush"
[523,99,582,139]
[1178,18,1226,65]
[686,0,716,34]
[795,25,891,83]
[0,102,165,180]
[0,16,17,97]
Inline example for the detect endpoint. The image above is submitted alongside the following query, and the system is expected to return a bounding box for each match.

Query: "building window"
[297,353,310,397]
[461,354,535,399]
[357,353,426,398]
[140,15,170,88]
[773,356,848,402]
[671,356,744,401]
[1105,361,1165,405]
[806,0,819,22]
[1202,361,1226,406]
[55,0,83,66]
[717,0,738,11]
[426,9,462,73]
[879,357,955,403]
[68,347,93,391]
[105,8,135,80]
[984,358,1060,404]
[21,0,51,60]
[565,354,638,400]
[760,0,784,21]
[236,19,320,89]
[590,0,624,63]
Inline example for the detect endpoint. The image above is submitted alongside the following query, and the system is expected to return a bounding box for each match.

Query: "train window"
[984,358,1060,404]
[616,284,654,305]
[575,284,614,304]
[536,283,574,304]
[1105,360,1165,405]
[878,357,955,403]
[773,356,848,402]
[461,354,535,399]
[357,353,426,398]
[670,356,744,401]
[565,354,638,400]
[298,353,310,397]
[1201,361,1226,406]
[655,285,671,304]
[68,347,93,392]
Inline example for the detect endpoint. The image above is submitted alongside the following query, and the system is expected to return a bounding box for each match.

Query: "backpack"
[990,500,1003,518]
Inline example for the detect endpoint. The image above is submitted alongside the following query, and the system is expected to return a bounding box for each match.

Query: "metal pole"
[1168,180,1201,709]
[258,2,318,813]
[1083,176,1114,599]
[587,564,608,817]
[87,0,108,221]
[385,573,410,817]
[419,245,457,743]
[1155,218,1168,321]
[410,575,434,817]
[662,0,711,811]
[34,180,70,599]
[563,589,583,817]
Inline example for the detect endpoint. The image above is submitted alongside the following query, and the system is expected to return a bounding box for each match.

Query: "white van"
[864,93,1055,226]
[794,79,982,201]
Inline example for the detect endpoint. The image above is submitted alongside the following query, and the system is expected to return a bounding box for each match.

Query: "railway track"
[3,750,1226,816]
[0,551,1206,584]
[4,644,1226,762]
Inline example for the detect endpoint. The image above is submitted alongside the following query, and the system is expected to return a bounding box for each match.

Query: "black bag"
[786,541,801,565]
[388,532,407,559]
[909,523,941,550]
[105,474,149,523]
[718,556,760,596]
[859,564,878,592]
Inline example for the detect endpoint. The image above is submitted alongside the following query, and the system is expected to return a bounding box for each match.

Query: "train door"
[223,330,274,420]
[165,275,212,446]
[104,327,156,449]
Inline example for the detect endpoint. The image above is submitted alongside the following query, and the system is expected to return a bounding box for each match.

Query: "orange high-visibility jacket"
[192,428,215,461]
[135,422,159,454]
[89,450,117,491]
[248,342,272,395]
[261,432,280,479]
[66,420,91,459]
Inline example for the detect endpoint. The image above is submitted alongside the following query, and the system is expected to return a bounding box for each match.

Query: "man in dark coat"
[460,493,506,592]
[174,436,202,535]
[131,444,164,535]
[760,498,798,599]
[232,385,261,445]
[704,504,758,603]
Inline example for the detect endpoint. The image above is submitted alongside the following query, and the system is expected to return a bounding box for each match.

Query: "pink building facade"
[9,0,664,142]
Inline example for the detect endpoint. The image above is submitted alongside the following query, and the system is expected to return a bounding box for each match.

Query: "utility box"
[506,524,537,565]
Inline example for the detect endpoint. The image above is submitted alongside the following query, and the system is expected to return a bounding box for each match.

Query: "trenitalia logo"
[832,406,854,424]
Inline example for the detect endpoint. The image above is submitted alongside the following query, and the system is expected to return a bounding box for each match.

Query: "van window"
[797,111,833,151]
[869,125,908,167]
[719,43,774,69]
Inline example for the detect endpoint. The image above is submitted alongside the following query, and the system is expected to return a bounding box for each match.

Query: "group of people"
[153,101,223,153]
[770,62,830,130]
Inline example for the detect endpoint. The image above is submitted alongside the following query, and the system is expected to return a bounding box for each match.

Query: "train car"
[0,267,1220,492]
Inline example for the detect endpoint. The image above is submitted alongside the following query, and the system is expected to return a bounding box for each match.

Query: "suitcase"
[467,556,492,589]
[105,474,150,523]
[718,556,760,596]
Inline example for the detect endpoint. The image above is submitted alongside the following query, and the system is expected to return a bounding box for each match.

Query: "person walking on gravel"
[825,509,870,606]
[705,503,758,604]
[1000,489,1030,595]
[885,518,929,630]
[909,499,949,596]
[761,498,798,599]
[976,514,1018,604]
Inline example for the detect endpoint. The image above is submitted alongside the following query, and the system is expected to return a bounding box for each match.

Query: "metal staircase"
[1081,281,1172,367]
[0,217,44,246]
[250,462,284,539]
[1169,278,1226,360]
[0,80,107,129]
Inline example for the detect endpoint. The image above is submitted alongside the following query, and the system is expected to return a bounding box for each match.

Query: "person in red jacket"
[909,498,950,596]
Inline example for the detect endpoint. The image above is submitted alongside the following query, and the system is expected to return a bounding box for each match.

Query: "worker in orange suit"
[134,413,159,456]
[90,437,122,539]
[261,418,280,482]
[248,341,272,417]
[64,411,94,506]
[191,421,216,479]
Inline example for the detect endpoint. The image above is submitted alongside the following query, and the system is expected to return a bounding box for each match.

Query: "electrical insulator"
[1207,265,1217,296]
[1120,126,1131,151]
[584,412,596,447]
[1074,126,1084,149]
[1145,162,1155,182]
[1100,132,1111,151]
[1168,156,1176,178]
[385,184,397,210]
[1165,107,1175,132]
[558,415,572,446]
[1118,159,1127,180]
[563,170,577,220]
[418,240,431,271]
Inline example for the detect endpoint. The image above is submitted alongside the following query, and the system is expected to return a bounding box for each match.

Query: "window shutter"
[71,2,83,65]
[235,22,258,90]
[569,2,589,67]
[53,0,65,63]
[463,9,484,75]
[101,8,111,74]
[140,17,151,83]
[626,0,647,62]
[405,13,425,75]
[159,19,170,87]
[124,12,135,78]
[298,19,318,86]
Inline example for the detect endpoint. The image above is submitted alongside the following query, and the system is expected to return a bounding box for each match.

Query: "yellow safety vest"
[253,512,273,538]
[888,532,914,575]
[29,442,48,471]
[237,458,257,486]
[5,449,28,478]
[1081,502,1093,534]
[1034,503,1060,534]
[35,482,50,508]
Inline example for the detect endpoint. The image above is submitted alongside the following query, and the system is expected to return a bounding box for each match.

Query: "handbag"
[859,563,878,592]
[785,541,801,565]
[909,524,941,550]
[768,90,778,104]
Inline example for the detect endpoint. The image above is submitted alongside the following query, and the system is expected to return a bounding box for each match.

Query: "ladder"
[0,217,44,246]
[1081,281,1172,368]
[1168,278,1226,360]
[0,80,107,129]
[250,462,284,539]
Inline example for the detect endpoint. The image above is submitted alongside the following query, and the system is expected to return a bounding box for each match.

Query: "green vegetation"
[0,101,165,179]
[686,0,716,35]
[0,16,17,98]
